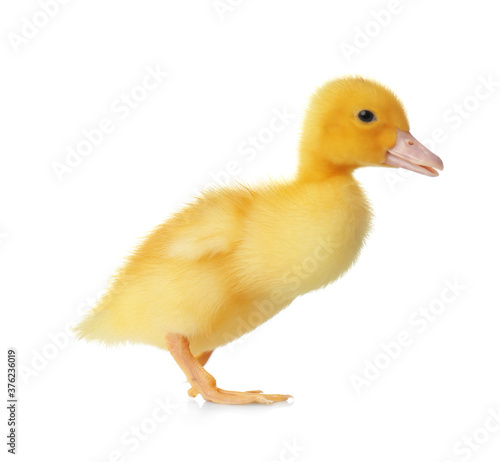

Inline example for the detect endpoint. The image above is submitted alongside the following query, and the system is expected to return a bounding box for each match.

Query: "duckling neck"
[295,149,355,182]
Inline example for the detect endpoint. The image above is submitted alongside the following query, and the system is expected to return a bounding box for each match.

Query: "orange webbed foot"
[166,334,292,405]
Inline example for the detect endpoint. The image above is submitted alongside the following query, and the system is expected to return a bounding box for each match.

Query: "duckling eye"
[357,110,376,123]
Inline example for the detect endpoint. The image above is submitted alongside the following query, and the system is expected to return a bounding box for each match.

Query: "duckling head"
[298,76,443,179]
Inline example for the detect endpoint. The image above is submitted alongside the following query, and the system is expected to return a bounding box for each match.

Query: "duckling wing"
[164,186,254,260]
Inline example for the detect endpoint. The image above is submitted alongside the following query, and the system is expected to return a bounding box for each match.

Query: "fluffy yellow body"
[75,174,371,355]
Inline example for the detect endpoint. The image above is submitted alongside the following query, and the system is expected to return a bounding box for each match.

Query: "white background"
[1,1,499,461]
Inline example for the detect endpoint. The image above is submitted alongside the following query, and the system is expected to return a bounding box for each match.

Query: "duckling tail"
[71,292,125,347]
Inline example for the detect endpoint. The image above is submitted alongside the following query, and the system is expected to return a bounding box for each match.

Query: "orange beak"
[384,129,444,177]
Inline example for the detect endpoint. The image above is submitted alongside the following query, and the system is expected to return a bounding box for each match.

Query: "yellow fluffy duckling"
[74,76,443,404]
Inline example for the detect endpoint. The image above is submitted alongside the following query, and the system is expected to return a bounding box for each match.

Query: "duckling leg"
[165,333,292,405]
[196,350,213,366]
[187,350,213,397]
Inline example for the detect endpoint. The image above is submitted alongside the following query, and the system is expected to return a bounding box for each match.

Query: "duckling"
[74,76,443,405]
